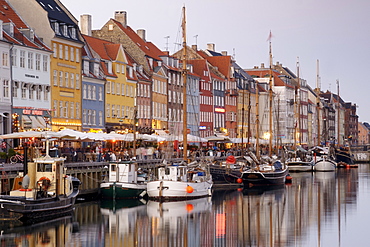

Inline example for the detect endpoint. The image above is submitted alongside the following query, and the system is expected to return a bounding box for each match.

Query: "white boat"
[100,160,147,199]
[314,156,337,171]
[286,158,314,172]
[146,161,213,200]
[146,7,212,201]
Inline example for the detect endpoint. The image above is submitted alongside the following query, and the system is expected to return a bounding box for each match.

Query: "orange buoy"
[186,204,194,212]
[236,178,243,184]
[186,185,194,193]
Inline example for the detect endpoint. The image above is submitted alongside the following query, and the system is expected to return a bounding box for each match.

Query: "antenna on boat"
[181,5,188,161]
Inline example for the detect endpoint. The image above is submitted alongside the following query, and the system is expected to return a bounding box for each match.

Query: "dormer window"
[70,27,76,39]
[63,25,68,37]
[108,61,112,74]
[54,22,60,35]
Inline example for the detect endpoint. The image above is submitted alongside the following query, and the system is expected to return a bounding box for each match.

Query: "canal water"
[1,164,369,247]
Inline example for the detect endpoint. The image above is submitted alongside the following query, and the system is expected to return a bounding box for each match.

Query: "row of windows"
[13,82,49,101]
[168,108,183,122]
[52,43,80,63]
[168,91,183,104]
[106,104,135,119]
[200,111,213,123]
[152,102,167,119]
[137,104,150,119]
[168,72,182,86]
[138,84,150,98]
[12,49,48,72]
[83,84,103,101]
[200,95,212,105]
[53,70,80,89]
[153,79,167,95]
[201,81,211,91]
[82,109,103,126]
[106,81,135,97]
[225,95,237,106]
[53,100,80,119]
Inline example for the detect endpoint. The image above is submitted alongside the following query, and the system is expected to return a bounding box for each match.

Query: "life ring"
[38,177,51,191]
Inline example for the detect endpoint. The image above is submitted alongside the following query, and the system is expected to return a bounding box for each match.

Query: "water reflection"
[2,167,369,246]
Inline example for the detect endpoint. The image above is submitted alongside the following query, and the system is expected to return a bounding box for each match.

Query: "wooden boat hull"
[241,168,289,187]
[314,159,336,171]
[287,161,314,172]
[146,180,213,201]
[0,190,79,222]
[100,182,146,199]
[209,165,242,184]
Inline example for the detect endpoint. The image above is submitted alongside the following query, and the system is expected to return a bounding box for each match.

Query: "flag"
[267,30,273,42]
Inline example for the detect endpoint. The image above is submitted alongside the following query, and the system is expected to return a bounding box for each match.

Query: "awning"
[22,115,32,130]
[29,116,45,129]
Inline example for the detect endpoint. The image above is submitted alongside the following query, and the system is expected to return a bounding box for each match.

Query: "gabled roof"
[205,56,232,79]
[111,19,165,61]
[0,0,51,51]
[83,35,115,61]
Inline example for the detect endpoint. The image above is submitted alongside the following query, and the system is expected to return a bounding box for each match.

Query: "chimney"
[261,63,265,68]
[276,61,280,66]
[137,29,146,41]
[191,45,197,51]
[221,51,227,56]
[80,14,92,36]
[114,11,127,27]
[207,43,215,51]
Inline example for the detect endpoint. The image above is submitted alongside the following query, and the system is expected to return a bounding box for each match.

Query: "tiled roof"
[83,35,114,61]
[0,0,28,28]
[246,69,292,88]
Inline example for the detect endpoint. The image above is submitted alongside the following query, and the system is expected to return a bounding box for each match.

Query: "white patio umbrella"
[174,134,207,142]
[0,131,61,139]
[205,135,231,142]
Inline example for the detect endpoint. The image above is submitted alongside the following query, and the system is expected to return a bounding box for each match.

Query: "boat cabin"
[108,161,139,183]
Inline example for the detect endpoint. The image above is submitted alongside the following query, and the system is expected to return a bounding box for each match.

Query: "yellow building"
[9,0,84,131]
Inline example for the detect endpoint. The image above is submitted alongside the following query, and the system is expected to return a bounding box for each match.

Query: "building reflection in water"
[0,169,362,247]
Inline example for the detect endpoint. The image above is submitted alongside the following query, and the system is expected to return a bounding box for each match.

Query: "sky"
[61,0,370,122]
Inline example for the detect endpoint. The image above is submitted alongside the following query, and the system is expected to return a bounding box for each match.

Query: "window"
[59,45,63,59]
[92,86,96,100]
[116,83,120,95]
[82,109,87,124]
[59,71,63,87]
[44,86,49,101]
[88,85,91,99]
[70,47,74,62]
[121,84,125,96]
[35,54,41,70]
[59,101,64,117]
[111,105,115,118]
[70,102,74,119]
[88,110,91,125]
[36,86,41,100]
[2,52,8,67]
[11,49,17,66]
[70,27,76,39]
[3,80,9,98]
[63,25,68,37]
[53,70,57,86]
[54,22,60,35]
[64,46,68,60]
[108,24,113,31]
[20,50,25,68]
[83,84,87,99]
[21,84,27,99]
[99,111,103,126]
[53,100,58,117]
[65,102,68,118]
[116,64,120,73]
[106,81,111,93]
[121,65,125,73]
[70,73,74,88]
[92,110,96,125]
[106,104,110,117]
[76,49,79,63]
[53,43,57,58]
[30,85,35,99]
[43,55,48,71]
[76,102,80,119]
[111,82,115,94]
[12,82,18,98]
[98,86,103,101]
[65,72,69,88]
[75,74,80,89]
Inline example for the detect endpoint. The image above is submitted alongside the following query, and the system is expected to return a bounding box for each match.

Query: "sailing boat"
[312,61,336,172]
[146,6,213,200]
[285,58,314,172]
[241,31,289,187]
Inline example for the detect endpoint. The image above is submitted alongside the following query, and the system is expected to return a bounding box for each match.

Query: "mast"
[256,81,260,160]
[268,31,273,156]
[316,59,321,146]
[294,57,301,148]
[181,6,188,161]
[337,80,340,147]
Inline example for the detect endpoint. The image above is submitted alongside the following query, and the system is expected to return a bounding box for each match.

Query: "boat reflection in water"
[0,168,365,246]
[147,197,212,245]
[0,214,78,247]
